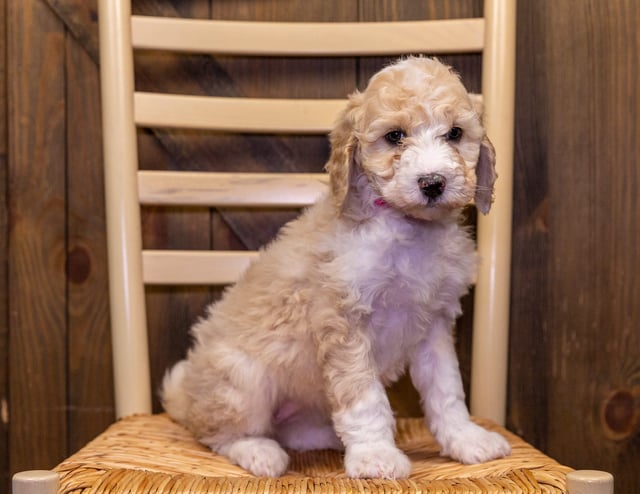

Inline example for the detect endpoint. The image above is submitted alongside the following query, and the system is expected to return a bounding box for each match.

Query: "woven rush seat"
[54,414,571,493]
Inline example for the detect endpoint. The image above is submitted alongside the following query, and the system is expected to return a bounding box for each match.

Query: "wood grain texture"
[46,0,99,61]
[544,2,639,490]
[508,0,552,450]
[7,0,68,473]
[0,0,8,487]
[65,32,114,454]
[511,1,640,490]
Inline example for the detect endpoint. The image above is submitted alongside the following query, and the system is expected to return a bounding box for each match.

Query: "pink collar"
[373,198,415,221]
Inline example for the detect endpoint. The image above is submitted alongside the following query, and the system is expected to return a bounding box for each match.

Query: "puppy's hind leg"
[216,437,289,477]
[183,352,290,477]
[196,396,290,477]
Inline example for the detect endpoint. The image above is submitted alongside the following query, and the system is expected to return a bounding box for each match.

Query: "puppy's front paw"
[345,442,411,479]
[226,437,289,477]
[441,423,511,464]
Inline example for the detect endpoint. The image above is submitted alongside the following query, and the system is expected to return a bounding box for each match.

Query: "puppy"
[162,57,511,479]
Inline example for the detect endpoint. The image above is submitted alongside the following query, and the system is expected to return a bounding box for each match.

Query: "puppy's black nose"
[418,174,446,199]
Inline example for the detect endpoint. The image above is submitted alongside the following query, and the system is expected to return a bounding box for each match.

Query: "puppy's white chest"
[332,216,475,380]
[336,218,451,306]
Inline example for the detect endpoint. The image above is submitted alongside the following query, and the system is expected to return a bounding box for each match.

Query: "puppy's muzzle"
[418,174,446,200]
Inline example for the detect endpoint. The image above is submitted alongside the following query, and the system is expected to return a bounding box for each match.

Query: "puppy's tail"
[161,359,191,424]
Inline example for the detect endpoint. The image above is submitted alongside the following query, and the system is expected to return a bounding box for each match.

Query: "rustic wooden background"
[2,0,639,492]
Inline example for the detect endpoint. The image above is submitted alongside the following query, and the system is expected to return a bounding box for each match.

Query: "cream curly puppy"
[162,57,511,479]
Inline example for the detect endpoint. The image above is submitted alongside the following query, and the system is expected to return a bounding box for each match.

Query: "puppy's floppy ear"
[469,93,497,215]
[475,136,497,215]
[325,92,363,212]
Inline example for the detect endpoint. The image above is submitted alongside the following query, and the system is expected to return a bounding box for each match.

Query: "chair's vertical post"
[470,0,517,425]
[98,0,152,417]
[12,471,59,494]
[567,471,614,494]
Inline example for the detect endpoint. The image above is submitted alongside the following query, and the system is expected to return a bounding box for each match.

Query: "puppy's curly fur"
[162,57,511,479]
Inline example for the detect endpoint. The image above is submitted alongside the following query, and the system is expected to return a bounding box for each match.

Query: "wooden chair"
[13,1,613,493]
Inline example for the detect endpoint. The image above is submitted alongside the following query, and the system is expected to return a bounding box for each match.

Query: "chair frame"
[99,0,516,425]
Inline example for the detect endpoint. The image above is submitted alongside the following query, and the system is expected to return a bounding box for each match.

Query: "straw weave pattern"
[55,414,571,494]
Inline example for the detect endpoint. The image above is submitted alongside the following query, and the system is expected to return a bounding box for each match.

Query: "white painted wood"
[134,93,346,133]
[12,471,59,494]
[470,0,517,426]
[138,171,329,207]
[567,470,614,494]
[131,16,485,56]
[142,250,259,285]
[98,0,152,417]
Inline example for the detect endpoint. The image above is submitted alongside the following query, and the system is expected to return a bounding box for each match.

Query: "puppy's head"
[326,57,496,220]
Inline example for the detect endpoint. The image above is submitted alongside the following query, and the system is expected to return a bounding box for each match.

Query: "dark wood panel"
[210,0,357,100]
[543,2,639,490]
[508,0,552,450]
[45,0,99,62]
[0,0,8,487]
[7,0,68,473]
[511,0,640,490]
[65,34,114,453]
[360,0,482,20]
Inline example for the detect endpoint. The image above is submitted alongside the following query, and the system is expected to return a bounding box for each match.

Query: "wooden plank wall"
[1,0,639,492]
[510,3,640,489]
[7,0,68,479]
[0,0,7,487]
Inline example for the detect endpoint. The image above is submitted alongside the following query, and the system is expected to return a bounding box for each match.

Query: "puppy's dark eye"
[445,126,463,142]
[384,129,406,145]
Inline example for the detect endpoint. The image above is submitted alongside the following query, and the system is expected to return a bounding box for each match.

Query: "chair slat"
[138,171,329,207]
[134,93,346,133]
[142,250,259,285]
[131,17,485,56]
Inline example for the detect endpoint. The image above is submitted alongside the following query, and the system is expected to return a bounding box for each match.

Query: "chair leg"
[12,470,59,494]
[567,470,614,494]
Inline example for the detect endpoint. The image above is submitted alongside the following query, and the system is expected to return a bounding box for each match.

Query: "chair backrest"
[97,0,516,424]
